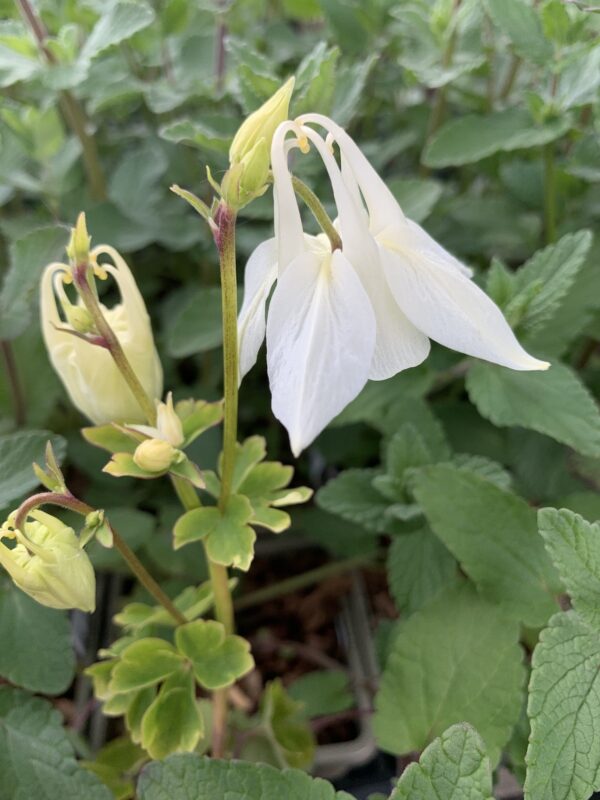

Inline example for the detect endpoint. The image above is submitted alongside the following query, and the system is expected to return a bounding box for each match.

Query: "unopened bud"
[222,138,270,210]
[133,439,179,473]
[229,77,294,164]
[66,212,91,265]
[156,392,184,447]
[64,304,96,334]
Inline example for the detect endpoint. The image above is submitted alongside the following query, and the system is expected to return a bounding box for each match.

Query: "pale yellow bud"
[41,246,163,424]
[64,304,96,334]
[0,510,95,612]
[222,138,270,210]
[133,439,179,473]
[229,77,295,164]
[156,392,184,446]
[66,212,91,265]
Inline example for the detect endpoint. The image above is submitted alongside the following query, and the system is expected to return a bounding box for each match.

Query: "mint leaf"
[525,611,600,800]
[413,465,559,626]
[373,583,525,765]
[466,361,600,458]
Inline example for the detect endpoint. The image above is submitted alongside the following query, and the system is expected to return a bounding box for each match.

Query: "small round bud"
[66,212,91,265]
[64,304,96,334]
[133,439,178,473]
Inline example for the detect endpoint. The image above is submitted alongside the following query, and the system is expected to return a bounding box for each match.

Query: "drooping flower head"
[41,236,162,425]
[238,114,549,456]
[0,510,95,612]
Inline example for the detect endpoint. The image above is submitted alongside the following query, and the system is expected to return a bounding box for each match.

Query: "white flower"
[238,118,549,456]
[41,245,163,424]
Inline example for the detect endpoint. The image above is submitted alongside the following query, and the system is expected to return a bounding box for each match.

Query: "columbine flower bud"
[41,243,163,424]
[222,138,270,211]
[0,510,95,612]
[229,77,294,164]
[133,439,179,473]
[66,212,91,265]
[156,392,184,446]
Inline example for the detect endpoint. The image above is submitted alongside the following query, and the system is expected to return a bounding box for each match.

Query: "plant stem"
[0,340,26,426]
[15,0,107,201]
[499,54,521,102]
[290,175,342,251]
[234,554,375,611]
[73,265,158,425]
[543,143,557,244]
[13,492,186,624]
[216,205,239,514]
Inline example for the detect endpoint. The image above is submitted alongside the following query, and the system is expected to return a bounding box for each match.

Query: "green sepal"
[108,638,184,694]
[175,619,254,690]
[82,425,139,455]
[261,679,316,769]
[32,440,67,492]
[169,456,205,488]
[176,398,224,446]
[103,451,204,488]
[139,668,204,760]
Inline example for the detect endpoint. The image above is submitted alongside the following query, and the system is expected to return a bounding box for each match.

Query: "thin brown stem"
[15,0,107,200]
[0,340,26,426]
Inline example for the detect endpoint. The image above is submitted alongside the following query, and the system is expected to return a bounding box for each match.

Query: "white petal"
[266,249,376,455]
[271,122,307,270]
[298,113,406,236]
[379,238,550,371]
[237,238,278,382]
[299,127,430,380]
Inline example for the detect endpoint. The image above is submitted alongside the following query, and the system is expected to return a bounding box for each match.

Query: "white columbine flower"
[41,245,163,424]
[238,118,549,456]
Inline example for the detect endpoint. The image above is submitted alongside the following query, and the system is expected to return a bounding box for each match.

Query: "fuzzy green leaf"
[485,0,552,65]
[466,361,600,458]
[538,508,600,630]
[373,584,525,764]
[0,430,66,508]
[391,723,494,799]
[525,611,600,800]
[413,465,560,626]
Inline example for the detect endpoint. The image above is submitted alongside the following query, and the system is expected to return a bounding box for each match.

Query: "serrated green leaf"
[0,686,112,800]
[512,230,592,334]
[81,1,156,62]
[538,508,600,630]
[0,226,69,339]
[466,361,600,458]
[391,723,494,799]
[140,670,203,760]
[0,579,75,694]
[525,611,600,800]
[374,584,525,765]
[159,120,232,154]
[485,0,552,65]
[0,430,66,508]
[175,620,253,690]
[109,639,184,694]
[137,753,351,799]
[387,527,458,616]
[317,469,389,533]
[412,465,559,626]
[423,110,571,168]
[387,178,443,224]
[294,42,339,115]
[450,453,512,490]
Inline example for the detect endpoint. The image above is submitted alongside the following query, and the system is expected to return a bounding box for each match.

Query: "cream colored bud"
[66,212,91,265]
[133,438,179,473]
[0,510,95,612]
[223,138,270,210]
[64,304,95,334]
[229,77,295,164]
[41,245,163,424]
[156,392,184,446]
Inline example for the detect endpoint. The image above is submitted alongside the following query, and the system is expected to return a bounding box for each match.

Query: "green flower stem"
[73,266,158,425]
[217,204,239,514]
[16,0,107,201]
[290,175,342,251]
[543,143,557,244]
[234,554,376,611]
[0,339,26,426]
[13,492,186,624]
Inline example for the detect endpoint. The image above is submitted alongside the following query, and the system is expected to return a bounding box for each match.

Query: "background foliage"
[1,0,600,798]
